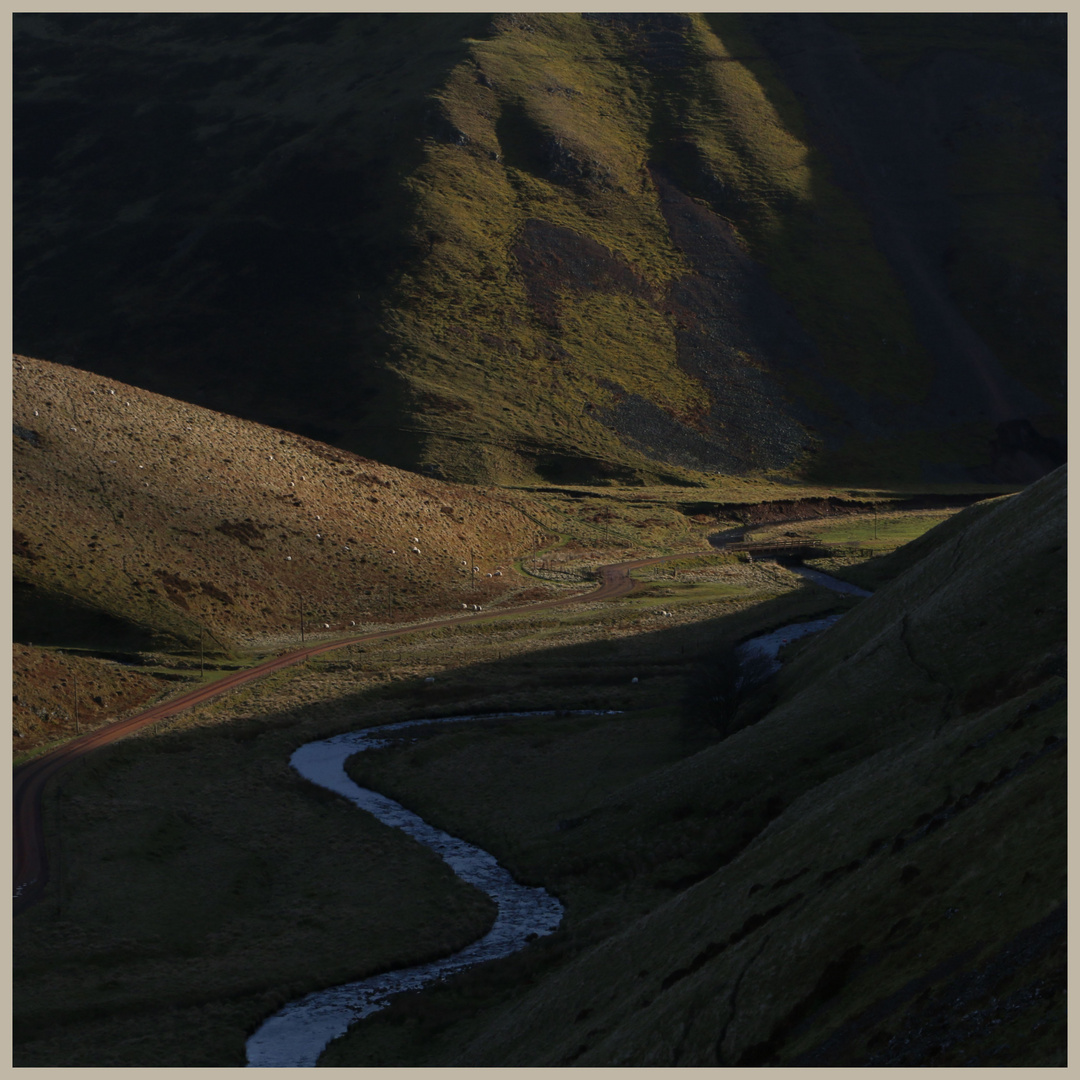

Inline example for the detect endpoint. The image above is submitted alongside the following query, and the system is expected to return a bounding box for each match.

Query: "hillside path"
[13,548,714,915]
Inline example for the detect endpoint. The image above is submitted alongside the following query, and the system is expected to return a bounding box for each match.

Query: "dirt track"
[13,548,713,915]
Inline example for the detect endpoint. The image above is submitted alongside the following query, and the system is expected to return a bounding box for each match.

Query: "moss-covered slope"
[15,14,1064,485]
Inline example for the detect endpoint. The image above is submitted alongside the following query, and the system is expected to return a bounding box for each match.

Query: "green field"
[746,509,957,551]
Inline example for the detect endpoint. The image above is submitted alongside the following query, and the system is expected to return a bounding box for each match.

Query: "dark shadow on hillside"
[13,13,493,467]
[727,13,1065,484]
[13,579,189,653]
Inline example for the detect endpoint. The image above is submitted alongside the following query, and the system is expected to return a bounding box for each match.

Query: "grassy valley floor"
[15,467,1059,1068]
[14,542,854,1066]
[320,471,1066,1067]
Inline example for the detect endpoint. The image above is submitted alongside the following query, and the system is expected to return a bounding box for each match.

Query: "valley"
[13,12,1064,1070]
[12,361,1062,1065]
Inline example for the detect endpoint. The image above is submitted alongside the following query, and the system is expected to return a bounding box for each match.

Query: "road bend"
[13,549,713,915]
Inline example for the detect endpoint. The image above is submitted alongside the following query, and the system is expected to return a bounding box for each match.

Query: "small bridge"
[725,539,828,564]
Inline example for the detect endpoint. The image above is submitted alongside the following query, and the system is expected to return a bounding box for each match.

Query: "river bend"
[245,711,616,1067]
[247,568,868,1066]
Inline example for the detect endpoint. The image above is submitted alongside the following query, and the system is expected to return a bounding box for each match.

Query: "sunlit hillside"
[12,354,552,656]
[15,13,1065,485]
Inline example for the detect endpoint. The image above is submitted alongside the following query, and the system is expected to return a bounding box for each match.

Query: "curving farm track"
[13,549,713,915]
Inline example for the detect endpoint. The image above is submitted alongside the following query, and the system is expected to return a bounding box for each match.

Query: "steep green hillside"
[15,14,1064,486]
[322,466,1065,1066]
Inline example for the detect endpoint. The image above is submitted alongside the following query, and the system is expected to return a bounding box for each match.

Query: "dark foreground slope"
[325,466,1065,1066]
[15,14,1064,485]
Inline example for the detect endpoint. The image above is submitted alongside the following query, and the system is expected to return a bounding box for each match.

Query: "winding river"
[246,567,868,1067]
[738,569,870,674]
[245,711,615,1068]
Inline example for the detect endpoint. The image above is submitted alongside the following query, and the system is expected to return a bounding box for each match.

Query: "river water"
[791,565,872,597]
[246,567,869,1066]
[737,567,870,674]
[245,711,616,1067]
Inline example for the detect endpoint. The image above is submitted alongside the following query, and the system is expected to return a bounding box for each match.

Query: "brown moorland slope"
[12,643,169,758]
[12,353,552,660]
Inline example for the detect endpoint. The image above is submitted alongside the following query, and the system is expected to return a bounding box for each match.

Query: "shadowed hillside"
[321,466,1065,1067]
[14,13,1064,485]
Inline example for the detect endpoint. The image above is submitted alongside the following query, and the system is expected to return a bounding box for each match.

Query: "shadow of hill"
[320,468,1065,1067]
[14,469,1065,1067]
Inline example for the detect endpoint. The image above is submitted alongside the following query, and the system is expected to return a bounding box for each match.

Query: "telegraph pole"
[299,591,305,643]
[73,670,79,736]
[56,785,63,915]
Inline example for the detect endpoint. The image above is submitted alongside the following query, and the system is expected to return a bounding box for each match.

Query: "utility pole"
[56,786,63,915]
[299,591,305,643]
[73,670,79,736]
[200,627,204,678]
